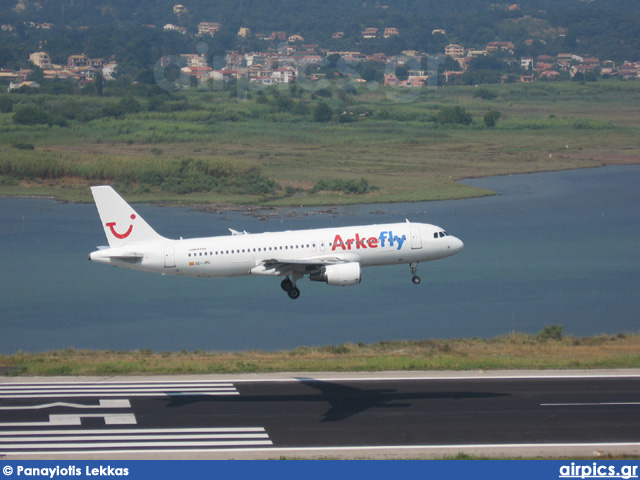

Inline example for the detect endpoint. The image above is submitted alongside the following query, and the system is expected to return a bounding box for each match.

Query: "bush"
[484,110,502,127]
[0,175,19,186]
[12,105,52,125]
[311,178,377,194]
[474,88,497,100]
[12,143,35,150]
[537,325,564,341]
[436,106,472,126]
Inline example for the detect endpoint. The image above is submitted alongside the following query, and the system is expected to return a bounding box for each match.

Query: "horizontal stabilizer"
[89,249,143,264]
[106,252,143,259]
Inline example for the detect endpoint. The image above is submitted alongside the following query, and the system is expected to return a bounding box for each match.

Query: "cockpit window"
[434,231,451,238]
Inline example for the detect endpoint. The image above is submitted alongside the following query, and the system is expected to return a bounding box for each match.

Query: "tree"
[313,100,332,122]
[95,72,103,96]
[484,110,502,127]
[0,96,13,113]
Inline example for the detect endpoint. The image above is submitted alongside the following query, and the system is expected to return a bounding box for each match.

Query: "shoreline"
[2,163,636,212]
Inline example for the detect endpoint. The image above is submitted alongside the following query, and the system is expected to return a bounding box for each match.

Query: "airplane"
[88,185,464,299]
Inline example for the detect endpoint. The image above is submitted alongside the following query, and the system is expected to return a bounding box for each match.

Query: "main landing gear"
[281,276,301,300]
[410,263,421,285]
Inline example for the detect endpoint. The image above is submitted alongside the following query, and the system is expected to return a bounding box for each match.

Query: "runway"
[1,370,640,459]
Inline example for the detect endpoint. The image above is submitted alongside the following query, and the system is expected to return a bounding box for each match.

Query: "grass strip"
[2,330,639,376]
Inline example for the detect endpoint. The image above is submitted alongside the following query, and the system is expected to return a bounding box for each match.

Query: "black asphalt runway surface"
[1,372,640,458]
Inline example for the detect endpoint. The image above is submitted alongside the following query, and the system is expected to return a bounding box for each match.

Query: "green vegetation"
[2,329,640,376]
[311,178,378,195]
[1,80,639,206]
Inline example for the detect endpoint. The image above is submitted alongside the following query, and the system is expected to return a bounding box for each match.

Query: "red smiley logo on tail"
[106,214,136,239]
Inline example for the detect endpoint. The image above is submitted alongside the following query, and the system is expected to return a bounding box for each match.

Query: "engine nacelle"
[310,262,361,287]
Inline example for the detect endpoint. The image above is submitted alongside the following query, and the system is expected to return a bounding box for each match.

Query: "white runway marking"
[0,413,137,427]
[0,381,273,455]
[0,427,272,454]
[0,399,131,410]
[0,381,239,398]
[542,402,640,407]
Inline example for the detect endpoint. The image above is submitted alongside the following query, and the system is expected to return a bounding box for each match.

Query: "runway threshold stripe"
[0,427,267,436]
[0,391,239,399]
[0,392,240,399]
[0,440,274,450]
[5,442,640,457]
[0,427,273,453]
[0,384,234,391]
[0,387,237,393]
[0,382,235,387]
[3,433,270,442]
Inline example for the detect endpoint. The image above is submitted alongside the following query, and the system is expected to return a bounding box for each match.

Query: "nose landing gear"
[410,263,421,284]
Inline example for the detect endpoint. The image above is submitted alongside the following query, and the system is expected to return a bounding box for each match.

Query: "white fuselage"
[89,222,464,279]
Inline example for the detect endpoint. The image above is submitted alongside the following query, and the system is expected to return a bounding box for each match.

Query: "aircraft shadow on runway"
[163,379,510,422]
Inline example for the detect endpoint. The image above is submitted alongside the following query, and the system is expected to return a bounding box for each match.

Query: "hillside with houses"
[1,0,640,92]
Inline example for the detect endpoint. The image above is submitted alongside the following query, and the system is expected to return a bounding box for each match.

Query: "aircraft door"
[410,227,422,249]
[164,246,176,268]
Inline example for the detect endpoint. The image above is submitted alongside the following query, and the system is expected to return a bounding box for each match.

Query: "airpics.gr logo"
[106,214,136,239]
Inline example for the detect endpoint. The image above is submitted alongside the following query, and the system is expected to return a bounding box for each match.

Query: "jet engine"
[310,262,361,286]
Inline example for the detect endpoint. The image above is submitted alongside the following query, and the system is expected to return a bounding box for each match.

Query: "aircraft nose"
[452,236,464,253]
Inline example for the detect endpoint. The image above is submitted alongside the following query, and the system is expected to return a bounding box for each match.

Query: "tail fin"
[91,186,166,247]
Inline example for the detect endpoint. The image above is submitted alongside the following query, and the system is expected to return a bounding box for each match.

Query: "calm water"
[1,166,639,353]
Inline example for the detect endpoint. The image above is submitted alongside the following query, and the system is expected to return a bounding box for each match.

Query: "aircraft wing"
[252,254,357,276]
[262,256,347,267]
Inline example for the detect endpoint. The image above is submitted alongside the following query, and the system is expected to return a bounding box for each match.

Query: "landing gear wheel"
[410,263,420,284]
[288,287,301,299]
[281,278,293,292]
